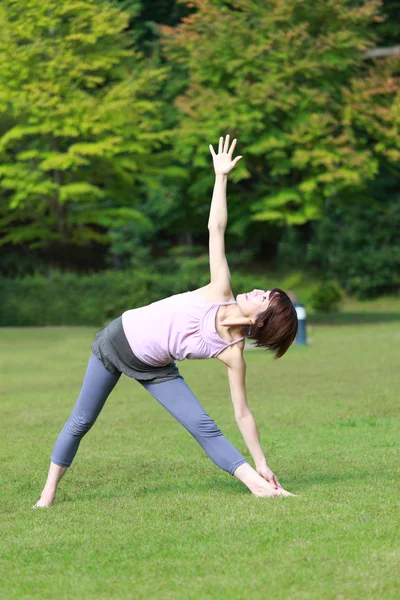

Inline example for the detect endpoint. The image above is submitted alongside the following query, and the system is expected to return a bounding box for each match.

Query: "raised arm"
[208,135,242,294]
[208,134,242,230]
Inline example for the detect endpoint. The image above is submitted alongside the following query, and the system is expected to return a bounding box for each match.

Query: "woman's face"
[236,288,272,320]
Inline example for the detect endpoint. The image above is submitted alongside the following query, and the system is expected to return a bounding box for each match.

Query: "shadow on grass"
[135,478,250,497]
[58,470,252,502]
[289,469,396,488]
[58,464,396,504]
[309,312,400,326]
[65,471,381,501]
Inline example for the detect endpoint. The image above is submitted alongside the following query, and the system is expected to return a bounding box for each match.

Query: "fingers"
[263,475,276,489]
[212,135,241,168]
[223,134,230,153]
[217,134,238,155]
[264,480,279,495]
[266,472,280,490]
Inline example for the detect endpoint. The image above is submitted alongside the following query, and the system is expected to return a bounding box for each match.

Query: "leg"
[140,378,289,496]
[33,354,121,508]
[139,377,248,476]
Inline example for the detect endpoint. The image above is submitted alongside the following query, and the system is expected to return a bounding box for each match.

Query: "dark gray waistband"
[107,316,177,375]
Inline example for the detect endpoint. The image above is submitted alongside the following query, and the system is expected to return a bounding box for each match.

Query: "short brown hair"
[242,288,298,359]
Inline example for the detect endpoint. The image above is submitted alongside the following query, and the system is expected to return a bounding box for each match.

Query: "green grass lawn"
[1,308,400,599]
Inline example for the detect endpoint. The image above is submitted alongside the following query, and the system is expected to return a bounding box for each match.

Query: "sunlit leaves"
[0,0,168,246]
[161,0,395,227]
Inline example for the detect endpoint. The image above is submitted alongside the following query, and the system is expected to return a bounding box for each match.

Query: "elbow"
[235,408,252,421]
[208,223,225,231]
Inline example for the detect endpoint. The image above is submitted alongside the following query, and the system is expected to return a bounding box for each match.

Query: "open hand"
[209,134,242,176]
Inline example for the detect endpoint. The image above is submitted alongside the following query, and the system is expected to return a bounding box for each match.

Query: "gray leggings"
[51,354,248,476]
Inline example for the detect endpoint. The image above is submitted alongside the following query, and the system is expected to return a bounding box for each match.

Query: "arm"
[207,135,242,293]
[208,176,231,293]
[226,351,268,469]
[208,174,228,230]
[208,134,242,230]
[226,351,282,489]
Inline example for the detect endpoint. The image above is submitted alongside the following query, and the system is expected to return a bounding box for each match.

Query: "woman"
[33,134,298,508]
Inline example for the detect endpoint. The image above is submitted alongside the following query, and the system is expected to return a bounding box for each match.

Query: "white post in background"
[294,303,307,345]
[287,290,307,346]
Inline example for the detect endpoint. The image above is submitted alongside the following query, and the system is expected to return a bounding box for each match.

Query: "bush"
[310,281,344,313]
[0,254,264,326]
[0,270,146,326]
[0,256,306,326]
[307,198,400,299]
[277,195,400,300]
[276,226,309,271]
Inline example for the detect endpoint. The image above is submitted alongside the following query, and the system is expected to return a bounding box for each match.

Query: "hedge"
[1,267,292,326]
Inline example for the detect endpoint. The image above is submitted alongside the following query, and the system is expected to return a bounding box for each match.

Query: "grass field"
[1,300,400,599]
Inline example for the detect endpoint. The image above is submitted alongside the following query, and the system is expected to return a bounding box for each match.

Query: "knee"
[192,413,222,439]
[66,412,95,436]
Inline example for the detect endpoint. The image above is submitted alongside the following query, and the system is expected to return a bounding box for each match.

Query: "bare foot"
[251,479,280,498]
[233,464,296,498]
[252,480,296,498]
[32,491,56,508]
[253,485,296,498]
[275,486,296,497]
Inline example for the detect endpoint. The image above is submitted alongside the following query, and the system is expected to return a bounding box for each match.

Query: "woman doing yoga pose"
[33,134,298,508]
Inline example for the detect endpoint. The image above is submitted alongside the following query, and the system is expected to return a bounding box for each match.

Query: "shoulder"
[190,282,235,304]
[215,340,245,366]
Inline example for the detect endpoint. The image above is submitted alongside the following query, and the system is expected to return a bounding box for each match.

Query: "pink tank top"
[121,290,244,367]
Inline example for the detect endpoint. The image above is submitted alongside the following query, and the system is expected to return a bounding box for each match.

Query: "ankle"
[233,463,264,493]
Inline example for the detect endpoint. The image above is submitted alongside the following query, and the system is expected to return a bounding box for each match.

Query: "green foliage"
[160,0,395,234]
[373,0,400,45]
[116,0,194,56]
[0,0,169,248]
[0,256,281,326]
[276,226,309,270]
[306,195,400,299]
[277,162,400,301]
[0,270,153,326]
[0,0,399,298]
[310,281,344,313]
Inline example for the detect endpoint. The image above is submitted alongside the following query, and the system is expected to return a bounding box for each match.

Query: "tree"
[160,0,398,237]
[116,0,194,57]
[0,0,169,248]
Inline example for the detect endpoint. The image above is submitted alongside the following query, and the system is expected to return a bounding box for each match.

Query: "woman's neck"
[218,304,249,337]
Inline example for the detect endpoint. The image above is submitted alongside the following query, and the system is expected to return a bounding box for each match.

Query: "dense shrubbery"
[310,281,343,313]
[0,261,272,326]
[278,194,400,299]
[306,198,400,299]
[0,0,399,306]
